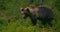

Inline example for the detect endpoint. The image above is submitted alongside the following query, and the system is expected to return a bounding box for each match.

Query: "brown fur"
[21,5,54,27]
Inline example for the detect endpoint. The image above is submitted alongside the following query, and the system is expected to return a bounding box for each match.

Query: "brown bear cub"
[20,5,54,27]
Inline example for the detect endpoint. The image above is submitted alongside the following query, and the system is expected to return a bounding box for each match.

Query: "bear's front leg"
[30,16,37,26]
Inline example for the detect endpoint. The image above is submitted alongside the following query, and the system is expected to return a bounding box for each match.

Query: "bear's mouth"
[22,14,27,19]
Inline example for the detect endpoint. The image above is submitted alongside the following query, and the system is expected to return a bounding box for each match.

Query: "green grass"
[0,0,60,32]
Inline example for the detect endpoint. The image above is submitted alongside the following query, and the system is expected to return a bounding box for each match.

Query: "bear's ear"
[20,8,24,11]
[26,8,30,12]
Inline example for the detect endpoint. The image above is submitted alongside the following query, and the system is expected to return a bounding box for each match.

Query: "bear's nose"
[22,15,26,18]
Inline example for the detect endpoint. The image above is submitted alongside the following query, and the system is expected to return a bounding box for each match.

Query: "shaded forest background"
[0,0,60,32]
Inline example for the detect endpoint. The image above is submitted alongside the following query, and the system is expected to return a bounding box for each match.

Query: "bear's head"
[20,7,31,19]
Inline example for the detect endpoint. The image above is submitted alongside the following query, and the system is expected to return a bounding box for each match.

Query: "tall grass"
[0,0,60,32]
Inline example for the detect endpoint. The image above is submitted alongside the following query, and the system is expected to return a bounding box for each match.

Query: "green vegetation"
[0,0,60,32]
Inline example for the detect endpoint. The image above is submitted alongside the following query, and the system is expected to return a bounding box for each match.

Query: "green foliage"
[54,0,60,11]
[0,0,60,32]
